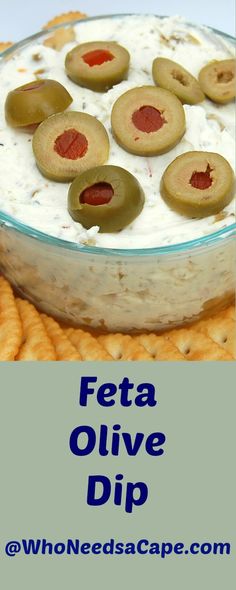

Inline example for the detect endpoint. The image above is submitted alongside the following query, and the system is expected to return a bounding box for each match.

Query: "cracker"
[194,309,236,359]
[135,333,186,360]
[43,11,87,28]
[0,42,13,52]
[65,328,113,360]
[98,333,153,360]
[43,28,76,51]
[42,9,87,50]
[41,314,81,360]
[0,277,22,361]
[166,327,233,361]
[222,304,235,321]
[16,299,56,360]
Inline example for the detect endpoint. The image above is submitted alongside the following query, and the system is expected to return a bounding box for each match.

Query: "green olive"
[111,86,185,156]
[160,151,235,217]
[198,59,236,104]
[33,111,109,182]
[68,165,145,232]
[5,79,72,127]
[65,41,130,92]
[152,57,205,104]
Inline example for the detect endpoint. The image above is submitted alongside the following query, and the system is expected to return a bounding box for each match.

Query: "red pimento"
[80,182,114,205]
[82,49,115,67]
[190,164,213,190]
[132,105,166,133]
[21,82,45,92]
[54,128,88,160]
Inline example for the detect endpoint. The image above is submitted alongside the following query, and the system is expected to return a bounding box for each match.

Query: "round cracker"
[0,42,13,52]
[98,333,153,361]
[41,314,81,360]
[43,11,87,29]
[0,276,22,361]
[43,28,76,50]
[16,298,56,361]
[65,327,113,361]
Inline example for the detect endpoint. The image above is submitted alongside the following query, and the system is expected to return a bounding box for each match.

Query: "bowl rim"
[0,13,235,258]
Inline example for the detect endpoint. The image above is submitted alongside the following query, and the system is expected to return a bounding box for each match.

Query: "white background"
[0,0,235,41]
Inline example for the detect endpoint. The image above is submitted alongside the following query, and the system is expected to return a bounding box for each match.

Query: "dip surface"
[0,15,235,248]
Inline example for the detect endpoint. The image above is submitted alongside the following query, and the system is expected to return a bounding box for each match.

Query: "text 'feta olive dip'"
[0,15,235,249]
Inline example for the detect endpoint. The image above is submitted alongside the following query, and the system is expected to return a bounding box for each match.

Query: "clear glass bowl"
[0,15,235,332]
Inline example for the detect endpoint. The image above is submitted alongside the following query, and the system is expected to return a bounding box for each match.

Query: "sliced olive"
[199,59,236,104]
[5,79,72,127]
[111,86,185,156]
[33,111,109,182]
[68,165,145,232]
[160,151,235,217]
[152,57,205,104]
[65,41,130,92]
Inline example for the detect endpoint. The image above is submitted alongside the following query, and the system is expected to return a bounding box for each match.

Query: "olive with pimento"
[68,165,145,232]
[160,151,235,217]
[5,79,72,127]
[65,41,130,92]
[33,111,109,182]
[111,86,186,156]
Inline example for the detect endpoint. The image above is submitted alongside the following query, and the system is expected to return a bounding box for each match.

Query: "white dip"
[0,15,235,249]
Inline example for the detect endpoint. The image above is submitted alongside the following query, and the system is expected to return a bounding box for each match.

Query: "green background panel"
[0,363,235,588]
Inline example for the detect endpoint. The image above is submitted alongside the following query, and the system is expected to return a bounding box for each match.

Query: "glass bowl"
[0,15,235,333]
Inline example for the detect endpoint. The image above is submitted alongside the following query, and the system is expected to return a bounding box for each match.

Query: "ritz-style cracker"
[65,327,113,361]
[16,299,56,361]
[98,333,153,361]
[43,11,87,28]
[165,327,233,360]
[0,276,22,361]
[41,314,81,361]
[135,333,186,361]
[0,42,13,52]
[194,307,236,358]
[42,10,87,51]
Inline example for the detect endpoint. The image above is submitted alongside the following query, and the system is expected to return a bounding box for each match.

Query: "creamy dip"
[0,15,235,249]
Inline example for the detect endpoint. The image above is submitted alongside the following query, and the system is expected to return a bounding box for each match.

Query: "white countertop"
[0,0,235,41]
